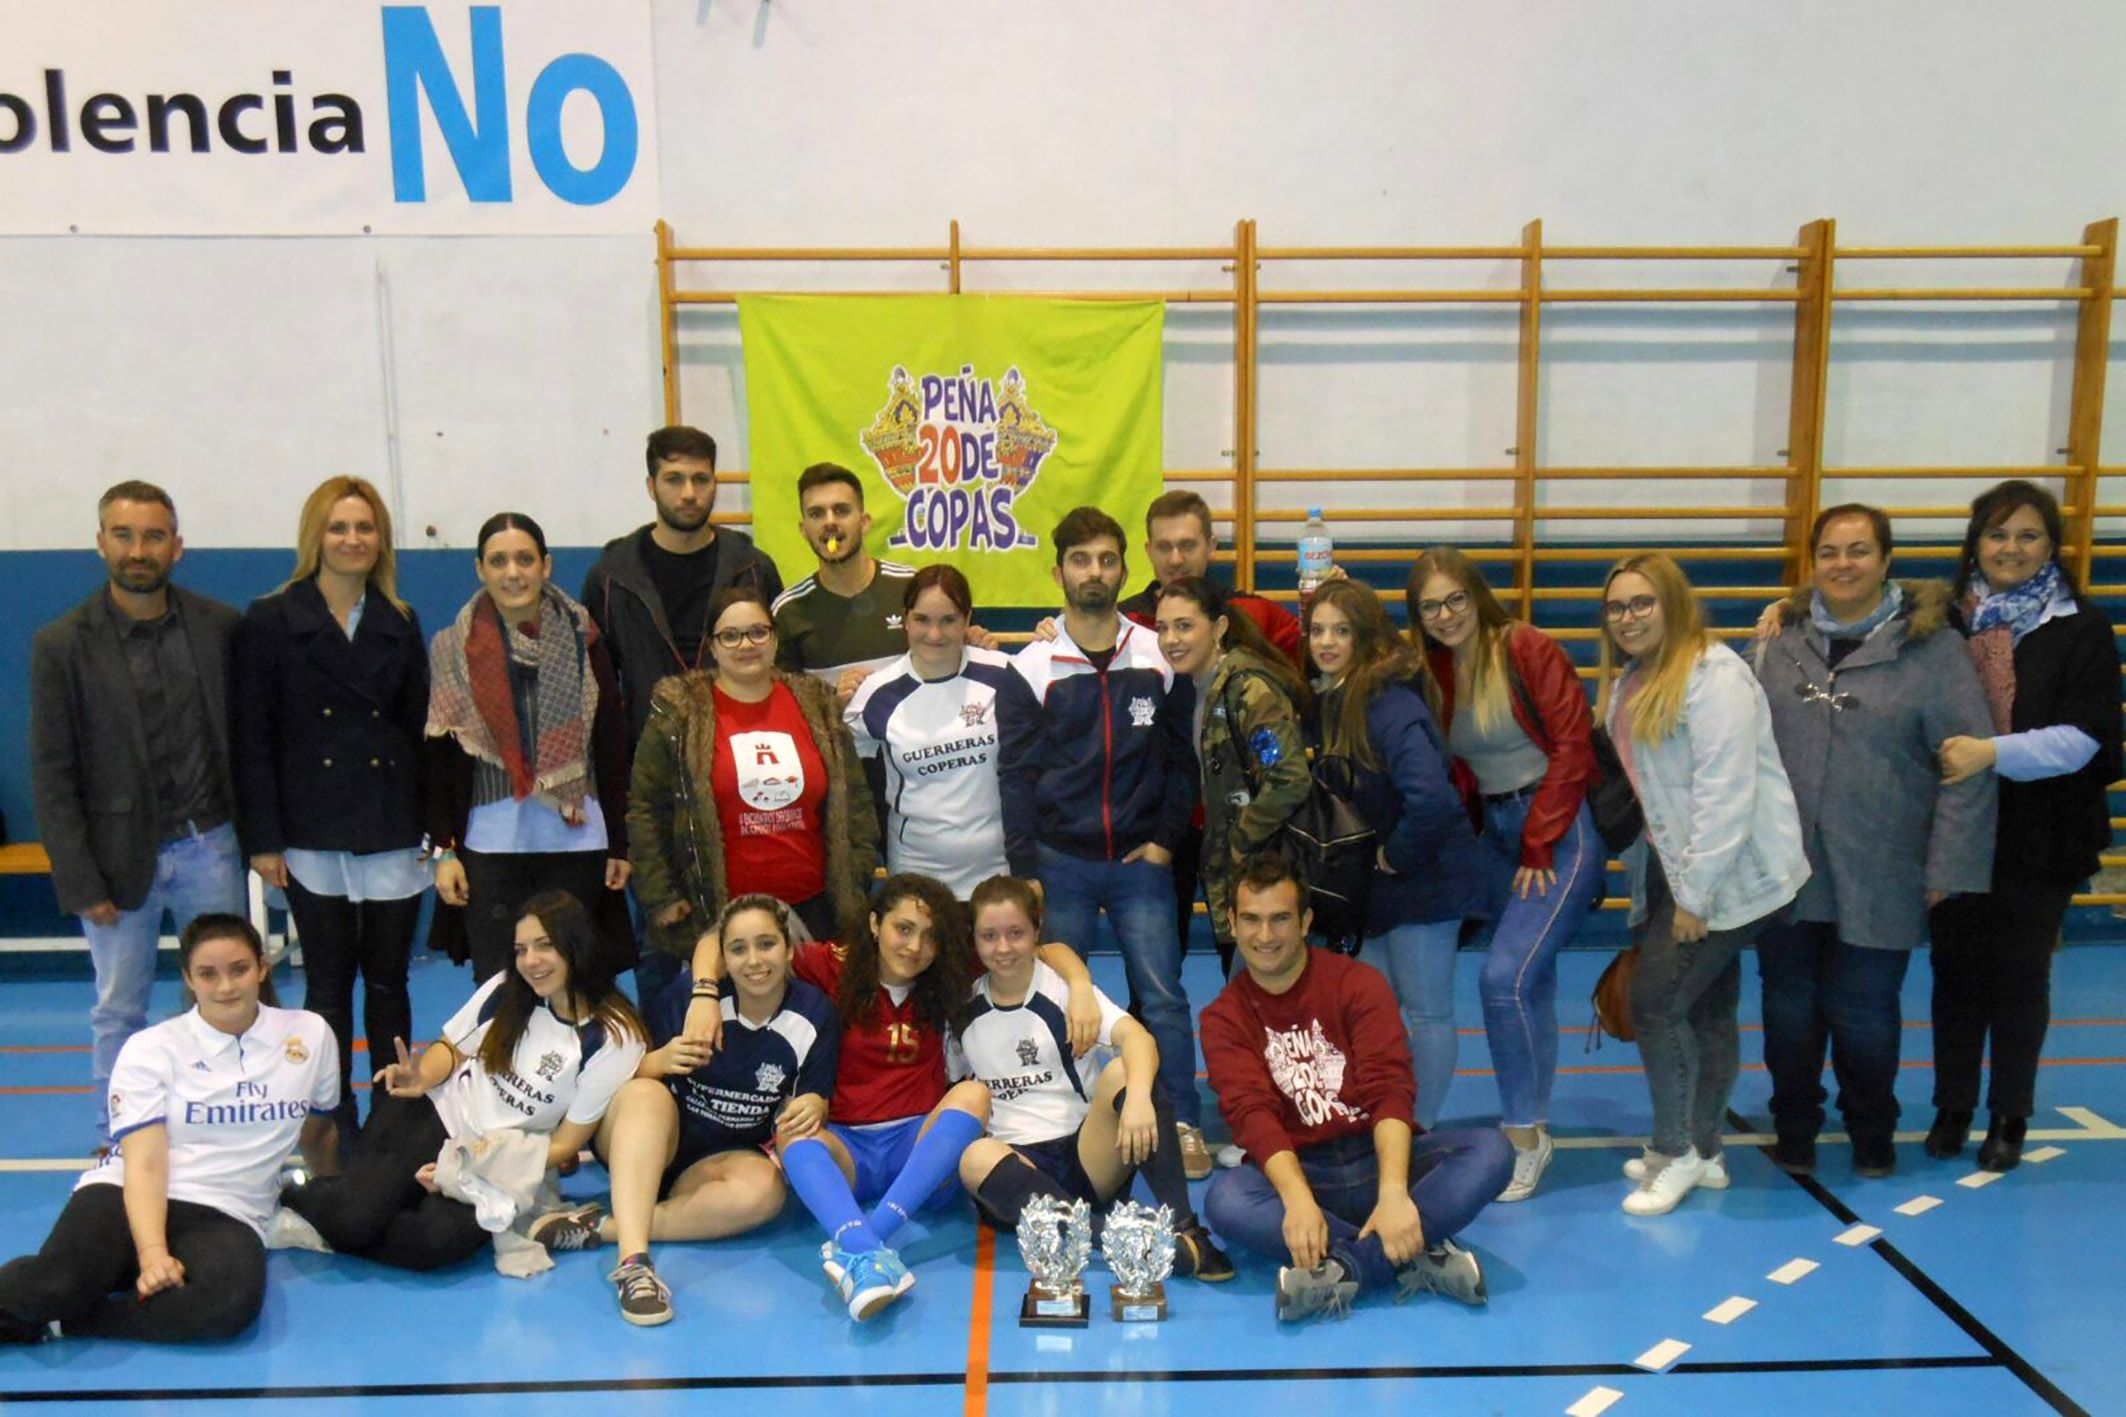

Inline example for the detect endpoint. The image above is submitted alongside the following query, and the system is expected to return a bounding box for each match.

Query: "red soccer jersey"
[1199,947,1418,1166]
[711,681,828,907]
[792,941,947,1126]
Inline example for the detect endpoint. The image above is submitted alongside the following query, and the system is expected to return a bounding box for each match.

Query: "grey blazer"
[28,584,241,915]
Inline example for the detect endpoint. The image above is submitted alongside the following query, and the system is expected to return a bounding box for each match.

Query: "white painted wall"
[3,0,2121,553]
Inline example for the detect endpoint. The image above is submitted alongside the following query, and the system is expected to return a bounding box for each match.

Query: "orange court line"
[963,1222,995,1417]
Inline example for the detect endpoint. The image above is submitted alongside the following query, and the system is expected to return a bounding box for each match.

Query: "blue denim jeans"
[1035,844,1198,1126]
[1475,799,1603,1127]
[1203,1128,1513,1292]
[1358,920,1462,1127]
[1757,919,1913,1142]
[83,823,245,1131]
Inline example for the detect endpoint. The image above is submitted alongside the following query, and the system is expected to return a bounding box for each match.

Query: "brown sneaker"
[1176,1123,1214,1181]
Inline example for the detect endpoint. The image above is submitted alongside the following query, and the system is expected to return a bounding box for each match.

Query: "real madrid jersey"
[947,961,1125,1147]
[845,646,1012,897]
[646,971,841,1150]
[427,973,646,1141]
[84,1005,339,1240]
[772,561,917,685]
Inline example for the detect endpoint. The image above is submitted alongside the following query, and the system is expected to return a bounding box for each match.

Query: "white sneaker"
[1621,1147,1709,1216]
[1495,1129,1554,1203]
[1214,1143,1245,1170]
[267,1206,331,1253]
[1623,1148,1728,1189]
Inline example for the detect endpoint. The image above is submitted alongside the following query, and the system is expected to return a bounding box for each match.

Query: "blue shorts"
[829,1117,962,1211]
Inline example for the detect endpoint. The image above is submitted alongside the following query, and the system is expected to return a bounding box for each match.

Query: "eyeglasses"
[1601,595,1659,623]
[1416,590,1471,621]
[712,624,774,649]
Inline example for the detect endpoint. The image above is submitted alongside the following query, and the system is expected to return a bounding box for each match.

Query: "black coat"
[232,579,429,859]
[1952,597,2124,889]
[29,584,240,914]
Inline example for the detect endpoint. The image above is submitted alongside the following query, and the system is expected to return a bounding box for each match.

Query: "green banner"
[739,294,1165,606]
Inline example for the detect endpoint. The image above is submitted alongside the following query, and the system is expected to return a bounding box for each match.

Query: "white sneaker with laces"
[1621,1147,1709,1216]
[1623,1148,1728,1188]
[1495,1128,1554,1203]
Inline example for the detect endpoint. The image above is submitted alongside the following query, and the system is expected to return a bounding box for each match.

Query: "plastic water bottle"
[1297,508,1334,602]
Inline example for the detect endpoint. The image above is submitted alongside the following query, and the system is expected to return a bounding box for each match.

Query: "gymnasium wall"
[3,0,2123,842]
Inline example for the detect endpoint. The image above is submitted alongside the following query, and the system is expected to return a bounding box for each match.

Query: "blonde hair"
[1406,546,1518,731]
[285,476,406,613]
[1594,553,1712,744]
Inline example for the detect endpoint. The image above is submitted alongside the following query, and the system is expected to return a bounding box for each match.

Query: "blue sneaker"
[835,1247,913,1322]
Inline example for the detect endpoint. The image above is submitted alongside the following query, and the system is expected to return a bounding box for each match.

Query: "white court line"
[1894,1195,1944,1217]
[2053,1107,2126,1139]
[0,1159,97,1173]
[1956,1170,2006,1190]
[1565,1387,1625,1417]
[1632,1338,1691,1372]
[1833,1224,1882,1246]
[1767,1258,1818,1284]
[2023,1145,2066,1164]
[1702,1296,1756,1325]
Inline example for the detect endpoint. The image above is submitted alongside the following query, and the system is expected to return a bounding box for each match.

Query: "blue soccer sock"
[782,1136,886,1255]
[865,1109,985,1246]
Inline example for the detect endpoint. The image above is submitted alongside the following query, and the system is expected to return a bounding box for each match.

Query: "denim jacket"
[1608,641,1810,931]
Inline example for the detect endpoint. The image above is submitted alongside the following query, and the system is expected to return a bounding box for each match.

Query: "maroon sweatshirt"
[1200,947,1417,1166]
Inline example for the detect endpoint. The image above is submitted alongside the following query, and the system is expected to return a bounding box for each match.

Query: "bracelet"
[691,983,720,999]
[434,848,458,863]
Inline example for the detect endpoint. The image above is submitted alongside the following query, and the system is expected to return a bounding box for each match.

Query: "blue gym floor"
[2,941,2122,1416]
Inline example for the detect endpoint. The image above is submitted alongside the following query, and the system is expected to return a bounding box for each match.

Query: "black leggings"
[285,879,421,1114]
[0,1186,264,1344]
[282,1092,488,1271]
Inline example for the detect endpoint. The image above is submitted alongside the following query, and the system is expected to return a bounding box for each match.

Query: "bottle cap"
[1307,507,1323,519]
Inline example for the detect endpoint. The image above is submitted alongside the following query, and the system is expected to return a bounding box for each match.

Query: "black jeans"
[1758,920,1912,1142]
[1929,883,2074,1120]
[285,878,421,1115]
[0,1186,264,1343]
[460,848,615,981]
[283,1092,487,1271]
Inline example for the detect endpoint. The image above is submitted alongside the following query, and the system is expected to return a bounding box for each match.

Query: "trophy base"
[1019,1283,1090,1329]
[1110,1282,1168,1323]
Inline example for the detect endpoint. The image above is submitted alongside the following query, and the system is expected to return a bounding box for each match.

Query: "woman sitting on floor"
[282,891,645,1269]
[0,915,338,1345]
[531,893,840,1327]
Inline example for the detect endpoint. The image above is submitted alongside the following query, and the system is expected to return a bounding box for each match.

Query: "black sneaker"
[1771,1135,1817,1176]
[608,1256,673,1326]
[530,1203,607,1252]
[1173,1224,1235,1283]
[1924,1109,1973,1160]
[1852,1134,1896,1178]
[1275,1259,1357,1322]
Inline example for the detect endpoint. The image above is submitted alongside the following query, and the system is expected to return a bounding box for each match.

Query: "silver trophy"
[1015,1195,1093,1327]
[1103,1200,1176,1322]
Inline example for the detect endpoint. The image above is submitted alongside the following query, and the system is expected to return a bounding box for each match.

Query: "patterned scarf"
[426,584,598,821]
[1809,578,1904,643]
[1961,560,2064,733]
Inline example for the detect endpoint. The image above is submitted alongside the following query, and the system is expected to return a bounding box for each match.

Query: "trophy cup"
[1103,1200,1176,1322]
[1016,1195,1093,1327]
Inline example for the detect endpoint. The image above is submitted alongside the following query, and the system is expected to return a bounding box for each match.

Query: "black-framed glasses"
[712,624,774,649]
[1601,595,1658,623]
[1416,590,1472,621]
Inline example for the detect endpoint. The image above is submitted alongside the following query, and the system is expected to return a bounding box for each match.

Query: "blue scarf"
[1966,560,2063,646]
[1810,578,1904,641]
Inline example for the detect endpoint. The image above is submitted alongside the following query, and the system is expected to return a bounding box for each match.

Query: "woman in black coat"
[234,477,430,1136]
[1930,480,2123,1171]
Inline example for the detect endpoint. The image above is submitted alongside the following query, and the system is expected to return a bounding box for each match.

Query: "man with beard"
[995,507,1211,1178]
[582,426,783,749]
[771,463,922,707]
[30,481,246,1147]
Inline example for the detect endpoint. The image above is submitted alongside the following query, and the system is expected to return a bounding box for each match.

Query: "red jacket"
[1423,623,1593,872]
[1200,948,1416,1165]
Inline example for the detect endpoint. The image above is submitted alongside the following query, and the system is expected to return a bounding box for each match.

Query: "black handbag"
[1222,674,1377,953]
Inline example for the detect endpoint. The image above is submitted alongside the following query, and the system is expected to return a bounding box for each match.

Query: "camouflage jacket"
[1198,649,1312,940]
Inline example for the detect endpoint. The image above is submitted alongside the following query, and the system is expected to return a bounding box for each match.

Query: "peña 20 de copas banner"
[739,294,1164,606]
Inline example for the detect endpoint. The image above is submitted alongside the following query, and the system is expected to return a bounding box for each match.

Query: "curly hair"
[836,873,973,1036]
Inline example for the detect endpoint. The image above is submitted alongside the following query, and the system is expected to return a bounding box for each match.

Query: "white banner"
[0,1,660,235]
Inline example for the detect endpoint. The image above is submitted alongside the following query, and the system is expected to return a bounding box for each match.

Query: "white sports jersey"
[427,974,646,1140]
[845,646,1012,897]
[83,1005,338,1240]
[948,961,1126,1146]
